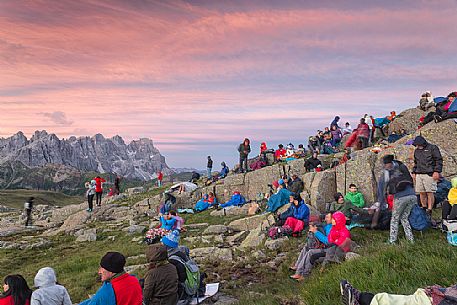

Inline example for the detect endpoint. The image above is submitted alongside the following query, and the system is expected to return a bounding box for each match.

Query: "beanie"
[161,230,180,248]
[383,155,394,164]
[334,192,344,202]
[278,179,285,185]
[100,252,126,273]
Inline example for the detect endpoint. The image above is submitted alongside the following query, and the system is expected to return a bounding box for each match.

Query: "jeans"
[87,194,94,210]
[207,167,212,179]
[25,209,32,227]
[389,195,416,243]
[96,191,103,206]
[295,248,325,276]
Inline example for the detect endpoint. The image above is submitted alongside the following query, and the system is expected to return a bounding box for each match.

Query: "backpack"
[268,225,292,239]
[442,220,457,246]
[408,204,431,231]
[169,255,200,297]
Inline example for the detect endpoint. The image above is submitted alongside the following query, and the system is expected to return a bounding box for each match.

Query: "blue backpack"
[408,204,431,231]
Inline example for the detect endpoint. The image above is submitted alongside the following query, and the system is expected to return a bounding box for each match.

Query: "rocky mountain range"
[0,131,170,191]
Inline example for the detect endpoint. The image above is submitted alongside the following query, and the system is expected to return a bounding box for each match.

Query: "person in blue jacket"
[219,192,246,208]
[160,213,176,231]
[219,162,229,179]
[282,193,310,233]
[195,194,210,212]
[266,179,292,212]
[290,213,332,281]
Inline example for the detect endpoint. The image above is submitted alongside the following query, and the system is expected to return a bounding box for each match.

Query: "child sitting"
[344,184,365,208]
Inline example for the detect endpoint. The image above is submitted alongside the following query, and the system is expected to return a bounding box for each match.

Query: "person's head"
[278,179,285,186]
[298,144,304,148]
[28,197,34,202]
[161,230,180,249]
[208,192,214,197]
[278,144,283,149]
[261,142,266,148]
[324,127,329,132]
[243,138,250,145]
[383,154,395,170]
[3,274,32,304]
[334,116,340,121]
[334,192,344,204]
[221,161,226,167]
[207,156,211,160]
[348,184,357,193]
[169,210,177,217]
[448,92,456,102]
[360,118,365,124]
[331,125,337,131]
[146,244,168,268]
[292,174,298,180]
[324,213,332,224]
[413,136,427,149]
[292,193,302,205]
[345,122,350,127]
[312,152,318,158]
[272,180,279,189]
[331,211,346,228]
[34,267,57,288]
[99,252,126,281]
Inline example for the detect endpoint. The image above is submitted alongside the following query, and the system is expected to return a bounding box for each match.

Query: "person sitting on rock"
[169,211,184,231]
[219,192,246,209]
[326,193,372,227]
[442,177,457,220]
[356,118,370,149]
[32,267,72,305]
[194,194,211,212]
[344,184,365,208]
[288,174,304,195]
[143,244,178,305]
[290,213,333,281]
[280,193,310,234]
[219,162,229,179]
[330,125,343,147]
[79,252,142,305]
[266,180,292,213]
[419,90,435,111]
[341,122,352,136]
[308,136,321,153]
[322,132,336,154]
[295,144,306,157]
[285,143,297,160]
[275,144,287,161]
[421,92,457,125]
[304,152,322,172]
[0,274,32,305]
[160,213,177,231]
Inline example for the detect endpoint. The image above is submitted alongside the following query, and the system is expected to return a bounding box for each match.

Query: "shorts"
[415,174,437,193]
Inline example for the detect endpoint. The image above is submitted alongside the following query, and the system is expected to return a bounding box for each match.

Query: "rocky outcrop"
[0,130,170,183]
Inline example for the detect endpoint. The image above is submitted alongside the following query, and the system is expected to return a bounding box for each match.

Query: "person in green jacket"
[344,184,365,208]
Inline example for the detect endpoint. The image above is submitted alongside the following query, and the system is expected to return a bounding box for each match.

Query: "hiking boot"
[341,280,360,305]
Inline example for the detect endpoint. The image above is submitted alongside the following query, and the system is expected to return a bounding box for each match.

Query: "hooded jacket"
[412,136,443,174]
[78,282,116,305]
[31,267,72,305]
[143,245,178,305]
[327,212,351,252]
[289,200,310,221]
[94,177,106,193]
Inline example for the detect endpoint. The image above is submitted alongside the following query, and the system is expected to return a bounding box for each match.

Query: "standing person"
[412,136,443,215]
[94,176,106,207]
[356,118,370,149]
[330,116,341,129]
[31,267,72,305]
[113,175,121,195]
[157,170,163,187]
[24,197,34,227]
[0,274,32,305]
[79,252,143,305]
[237,138,251,173]
[85,180,96,212]
[382,155,416,244]
[143,244,178,305]
[206,156,213,179]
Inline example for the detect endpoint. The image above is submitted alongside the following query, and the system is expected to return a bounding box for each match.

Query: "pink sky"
[1,0,456,168]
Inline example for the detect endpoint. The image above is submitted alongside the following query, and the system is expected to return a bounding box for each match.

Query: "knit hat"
[278,179,285,185]
[382,155,394,164]
[272,180,279,188]
[413,136,427,146]
[161,230,180,248]
[100,252,126,273]
[334,192,344,201]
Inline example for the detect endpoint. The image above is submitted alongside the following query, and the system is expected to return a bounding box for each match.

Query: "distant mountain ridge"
[0,130,170,181]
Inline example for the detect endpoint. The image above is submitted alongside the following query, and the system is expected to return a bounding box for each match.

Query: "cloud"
[41,111,73,126]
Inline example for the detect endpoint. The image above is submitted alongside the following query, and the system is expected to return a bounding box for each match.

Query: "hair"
[28,197,34,202]
[334,192,344,201]
[278,144,283,148]
[208,192,214,196]
[292,193,302,202]
[1,275,32,305]
[298,144,303,148]
[349,183,357,188]
[360,118,365,123]
[345,122,350,125]
[243,138,250,145]
[169,210,177,216]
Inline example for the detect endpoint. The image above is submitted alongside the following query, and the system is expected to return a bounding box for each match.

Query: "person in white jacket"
[31,267,72,305]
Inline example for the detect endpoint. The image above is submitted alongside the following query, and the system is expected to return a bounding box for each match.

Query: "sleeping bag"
[219,192,246,208]
[266,188,292,213]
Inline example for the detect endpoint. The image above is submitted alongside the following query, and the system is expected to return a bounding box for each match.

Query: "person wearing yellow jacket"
[442,177,457,220]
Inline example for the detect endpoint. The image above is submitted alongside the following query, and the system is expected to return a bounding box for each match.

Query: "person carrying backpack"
[24,197,34,227]
[382,155,416,244]
[168,247,201,303]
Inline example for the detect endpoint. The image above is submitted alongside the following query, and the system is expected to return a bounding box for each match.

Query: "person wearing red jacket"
[0,274,32,305]
[356,118,370,149]
[328,211,352,252]
[274,144,287,161]
[94,176,106,207]
[157,171,163,187]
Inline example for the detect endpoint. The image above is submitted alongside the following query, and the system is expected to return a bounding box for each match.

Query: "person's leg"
[426,192,435,212]
[419,193,427,209]
[239,156,244,173]
[207,167,211,179]
[297,248,324,276]
[244,157,249,172]
[450,205,457,220]
[88,194,94,211]
[293,246,308,269]
[442,200,451,219]
[389,196,407,243]
[399,196,415,242]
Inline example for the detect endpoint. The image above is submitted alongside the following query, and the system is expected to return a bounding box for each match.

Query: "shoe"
[341,281,353,305]
[290,274,301,279]
[292,275,305,281]
[340,279,348,296]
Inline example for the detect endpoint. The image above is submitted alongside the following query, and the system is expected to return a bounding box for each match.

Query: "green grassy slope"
[0,189,83,209]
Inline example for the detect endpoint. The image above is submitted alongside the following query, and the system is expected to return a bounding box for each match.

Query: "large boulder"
[228,214,274,232]
[388,108,426,134]
[238,227,265,250]
[244,165,282,200]
[309,170,337,210]
[191,247,233,263]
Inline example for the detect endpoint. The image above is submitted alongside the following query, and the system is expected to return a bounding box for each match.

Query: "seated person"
[344,184,365,208]
[304,152,322,172]
[421,92,457,125]
[295,144,306,157]
[266,180,292,212]
[285,143,296,159]
[327,193,372,226]
[195,194,210,212]
[144,244,178,305]
[442,177,457,220]
[275,144,287,161]
[288,174,304,195]
[170,211,184,231]
[290,213,333,280]
[340,279,454,305]
[219,162,229,179]
[160,212,177,231]
[341,122,352,136]
[160,192,176,214]
[419,90,435,111]
[308,136,321,153]
[219,192,246,208]
[281,193,310,233]
[189,171,200,183]
[330,125,342,147]
[178,182,198,194]
[291,212,351,281]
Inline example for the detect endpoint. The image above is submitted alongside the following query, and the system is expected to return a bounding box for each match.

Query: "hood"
[332,211,347,229]
[413,136,428,147]
[34,267,57,288]
[146,244,168,263]
[452,177,457,189]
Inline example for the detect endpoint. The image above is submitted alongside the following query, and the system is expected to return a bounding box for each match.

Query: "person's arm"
[355,193,365,208]
[412,151,417,174]
[143,271,156,305]
[433,145,443,174]
[314,229,329,245]
[62,288,72,305]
